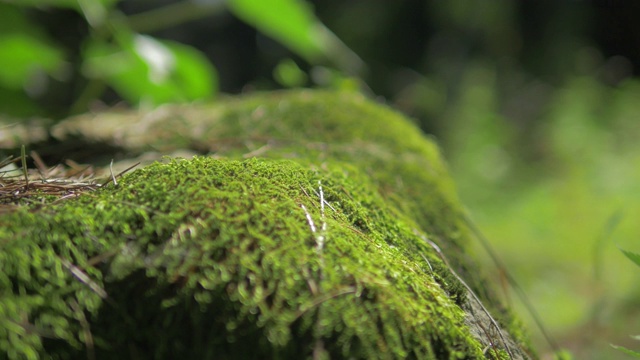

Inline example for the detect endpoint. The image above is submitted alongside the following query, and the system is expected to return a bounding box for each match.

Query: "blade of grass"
[618,248,640,268]
[593,209,624,280]
[462,212,561,354]
[611,344,640,358]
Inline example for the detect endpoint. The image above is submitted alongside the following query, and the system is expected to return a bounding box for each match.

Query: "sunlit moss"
[0,90,532,359]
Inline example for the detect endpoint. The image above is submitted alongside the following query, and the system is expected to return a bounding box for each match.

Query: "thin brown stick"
[101,162,140,187]
[30,150,48,179]
[68,299,96,360]
[109,160,117,186]
[462,213,560,353]
[414,230,515,359]
[294,286,358,321]
[21,145,28,188]
[60,258,108,299]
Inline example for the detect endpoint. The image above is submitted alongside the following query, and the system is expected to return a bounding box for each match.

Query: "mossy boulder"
[0,90,533,359]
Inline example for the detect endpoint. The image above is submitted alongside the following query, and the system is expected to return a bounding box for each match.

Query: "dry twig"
[0,150,138,213]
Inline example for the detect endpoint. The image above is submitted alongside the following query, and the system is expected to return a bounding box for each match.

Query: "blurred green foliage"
[444,63,640,360]
[81,33,216,105]
[228,0,323,61]
[0,0,216,116]
[612,338,640,358]
[620,248,640,268]
[610,248,640,357]
[0,0,360,118]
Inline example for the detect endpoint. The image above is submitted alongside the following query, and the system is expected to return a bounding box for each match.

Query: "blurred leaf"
[310,66,361,92]
[273,59,307,87]
[82,34,216,105]
[0,3,64,116]
[163,40,218,100]
[611,344,640,358]
[0,3,65,92]
[4,0,119,28]
[618,247,640,268]
[2,0,119,11]
[126,1,226,33]
[0,33,64,89]
[593,209,624,280]
[0,87,41,117]
[553,349,574,360]
[1,0,78,7]
[227,0,324,61]
[77,0,113,28]
[0,3,36,34]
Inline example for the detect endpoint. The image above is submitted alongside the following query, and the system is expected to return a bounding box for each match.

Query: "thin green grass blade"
[618,247,640,268]
[611,344,640,358]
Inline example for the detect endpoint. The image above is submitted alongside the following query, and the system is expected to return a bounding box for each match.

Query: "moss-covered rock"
[0,90,533,359]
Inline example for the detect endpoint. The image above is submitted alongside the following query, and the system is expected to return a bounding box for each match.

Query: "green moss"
[0,90,533,359]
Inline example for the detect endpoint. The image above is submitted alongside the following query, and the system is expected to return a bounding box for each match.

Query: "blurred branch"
[316,23,367,78]
[126,1,227,33]
[69,79,107,116]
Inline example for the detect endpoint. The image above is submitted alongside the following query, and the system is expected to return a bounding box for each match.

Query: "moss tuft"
[0,90,533,359]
